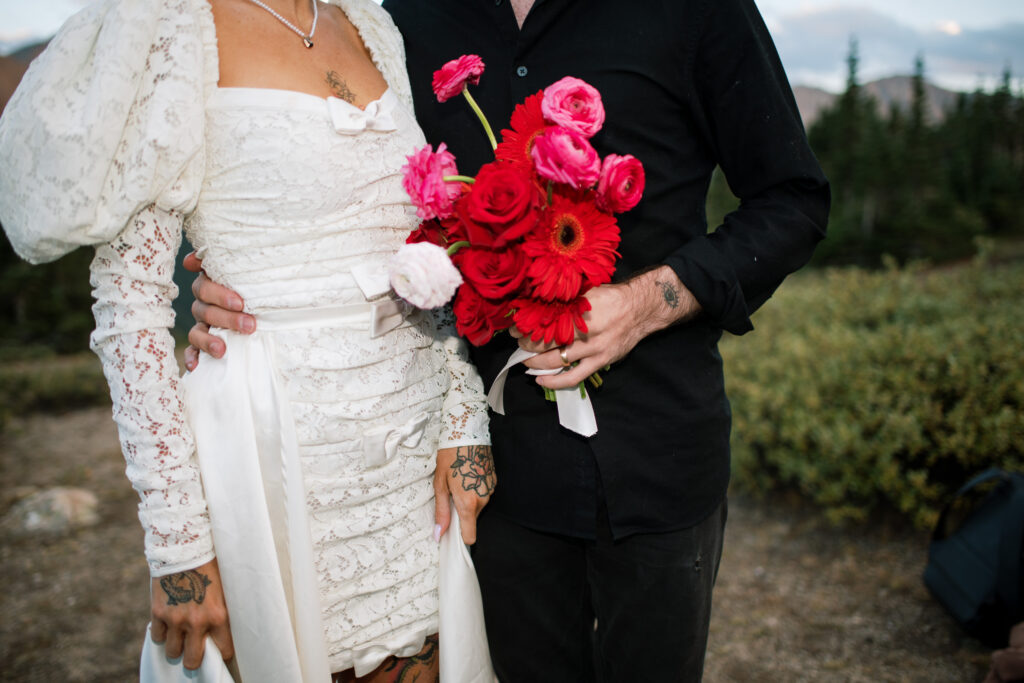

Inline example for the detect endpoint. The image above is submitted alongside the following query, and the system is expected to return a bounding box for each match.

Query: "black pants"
[473,499,727,683]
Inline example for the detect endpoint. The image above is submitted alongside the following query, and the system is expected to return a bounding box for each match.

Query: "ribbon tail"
[486,348,537,415]
[553,386,598,437]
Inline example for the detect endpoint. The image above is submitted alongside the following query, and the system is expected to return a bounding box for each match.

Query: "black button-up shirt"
[383,0,830,538]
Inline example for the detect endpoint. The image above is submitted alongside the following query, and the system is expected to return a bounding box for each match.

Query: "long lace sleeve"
[91,205,215,576]
[430,306,491,449]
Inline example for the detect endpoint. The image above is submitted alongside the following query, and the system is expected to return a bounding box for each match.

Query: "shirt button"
[516,66,528,77]
[494,0,502,5]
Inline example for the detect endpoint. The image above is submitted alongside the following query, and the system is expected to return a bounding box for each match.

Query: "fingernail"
[212,341,225,356]
[228,297,243,312]
[240,317,256,333]
[433,524,442,542]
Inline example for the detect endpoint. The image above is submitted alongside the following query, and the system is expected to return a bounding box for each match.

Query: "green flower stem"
[442,175,476,185]
[446,240,470,256]
[462,89,497,151]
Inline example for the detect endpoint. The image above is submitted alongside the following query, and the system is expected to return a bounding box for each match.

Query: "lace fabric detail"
[90,205,215,575]
[0,0,490,668]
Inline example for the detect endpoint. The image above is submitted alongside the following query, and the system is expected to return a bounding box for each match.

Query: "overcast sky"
[2,0,1022,93]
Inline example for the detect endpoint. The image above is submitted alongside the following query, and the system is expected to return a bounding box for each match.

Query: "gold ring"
[559,346,571,367]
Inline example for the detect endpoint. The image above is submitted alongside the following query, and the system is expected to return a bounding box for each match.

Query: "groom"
[187,0,829,680]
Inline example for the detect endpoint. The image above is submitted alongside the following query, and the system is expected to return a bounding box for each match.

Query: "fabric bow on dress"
[328,90,398,135]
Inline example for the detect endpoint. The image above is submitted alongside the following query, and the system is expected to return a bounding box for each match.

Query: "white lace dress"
[0,0,489,680]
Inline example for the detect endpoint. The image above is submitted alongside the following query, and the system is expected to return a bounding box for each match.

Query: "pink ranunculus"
[541,77,606,139]
[401,143,462,221]
[530,127,602,189]
[596,154,646,213]
[389,242,464,309]
[432,54,486,103]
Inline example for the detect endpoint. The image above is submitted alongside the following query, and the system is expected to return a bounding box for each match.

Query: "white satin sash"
[180,300,411,683]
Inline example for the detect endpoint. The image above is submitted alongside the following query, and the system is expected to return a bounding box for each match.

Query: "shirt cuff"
[664,236,754,335]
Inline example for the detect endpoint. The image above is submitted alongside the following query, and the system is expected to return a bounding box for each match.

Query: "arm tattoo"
[325,70,356,103]
[450,445,496,498]
[655,280,680,309]
[159,570,212,606]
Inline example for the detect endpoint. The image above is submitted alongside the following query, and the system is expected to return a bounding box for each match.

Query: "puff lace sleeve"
[0,0,220,576]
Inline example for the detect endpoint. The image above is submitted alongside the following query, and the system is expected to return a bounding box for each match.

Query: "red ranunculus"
[541,77,605,139]
[457,245,528,300]
[453,282,513,346]
[596,154,645,214]
[432,54,486,103]
[522,190,621,301]
[464,161,544,248]
[531,127,602,189]
[512,295,591,346]
[495,91,549,172]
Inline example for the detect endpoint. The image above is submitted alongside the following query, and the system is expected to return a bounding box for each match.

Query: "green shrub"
[0,352,110,431]
[721,257,1024,529]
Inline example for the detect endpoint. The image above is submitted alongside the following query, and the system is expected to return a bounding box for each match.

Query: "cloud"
[768,7,1024,91]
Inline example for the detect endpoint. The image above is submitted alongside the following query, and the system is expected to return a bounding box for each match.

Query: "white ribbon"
[362,411,430,469]
[327,90,398,135]
[179,300,414,682]
[486,348,598,437]
[183,329,329,683]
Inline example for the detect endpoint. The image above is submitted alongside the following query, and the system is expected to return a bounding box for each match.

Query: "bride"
[0,0,494,680]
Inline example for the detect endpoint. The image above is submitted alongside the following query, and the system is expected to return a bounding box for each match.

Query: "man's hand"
[182,252,255,371]
[516,265,701,389]
[433,445,496,545]
[150,558,234,670]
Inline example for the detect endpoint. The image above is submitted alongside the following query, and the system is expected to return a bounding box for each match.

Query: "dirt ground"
[0,406,993,682]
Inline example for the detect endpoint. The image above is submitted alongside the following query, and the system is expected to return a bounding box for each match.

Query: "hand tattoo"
[450,445,496,498]
[656,280,680,309]
[160,570,212,606]
[325,70,356,103]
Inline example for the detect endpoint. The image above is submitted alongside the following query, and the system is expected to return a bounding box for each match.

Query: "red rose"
[512,295,592,346]
[464,161,544,248]
[457,245,528,300]
[407,214,469,248]
[406,219,448,247]
[453,282,513,346]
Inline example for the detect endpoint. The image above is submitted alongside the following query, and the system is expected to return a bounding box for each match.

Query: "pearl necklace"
[246,0,319,49]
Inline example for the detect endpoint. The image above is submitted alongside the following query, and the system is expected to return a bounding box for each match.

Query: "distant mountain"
[793,76,961,128]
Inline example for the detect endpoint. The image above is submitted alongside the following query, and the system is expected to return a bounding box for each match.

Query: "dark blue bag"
[923,468,1024,648]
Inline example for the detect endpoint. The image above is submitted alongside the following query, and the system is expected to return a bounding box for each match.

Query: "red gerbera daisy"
[495,91,550,172]
[512,295,592,346]
[521,190,621,301]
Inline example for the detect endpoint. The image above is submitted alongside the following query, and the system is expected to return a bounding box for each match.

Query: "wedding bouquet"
[391,55,644,345]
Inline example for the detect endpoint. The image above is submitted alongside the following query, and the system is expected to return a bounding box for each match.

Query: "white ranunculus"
[388,242,463,309]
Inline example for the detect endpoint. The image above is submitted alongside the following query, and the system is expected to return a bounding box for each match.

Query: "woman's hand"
[433,445,496,544]
[182,252,255,371]
[150,558,234,670]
